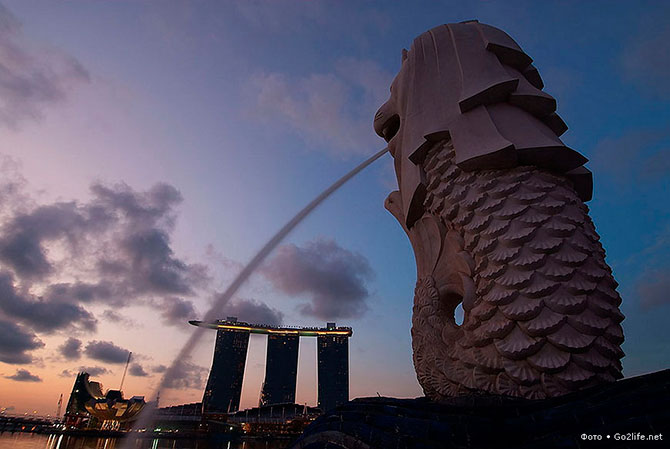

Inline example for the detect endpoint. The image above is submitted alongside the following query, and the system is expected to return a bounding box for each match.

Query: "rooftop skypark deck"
[189,319,353,337]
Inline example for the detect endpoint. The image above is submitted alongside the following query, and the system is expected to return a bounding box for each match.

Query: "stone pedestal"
[289,370,670,449]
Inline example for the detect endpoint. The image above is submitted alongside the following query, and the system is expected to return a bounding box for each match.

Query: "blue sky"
[0,0,668,414]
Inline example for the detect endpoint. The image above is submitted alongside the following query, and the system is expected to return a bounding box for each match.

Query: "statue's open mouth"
[380,115,400,142]
[374,101,400,142]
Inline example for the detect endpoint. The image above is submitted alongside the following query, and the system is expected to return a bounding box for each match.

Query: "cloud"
[640,148,670,181]
[90,182,181,229]
[120,229,195,294]
[589,129,670,184]
[0,270,97,333]
[4,368,41,382]
[621,8,670,99]
[44,282,116,305]
[58,337,82,361]
[222,298,283,326]
[0,3,90,129]
[161,359,207,390]
[84,366,111,376]
[0,179,206,301]
[60,365,111,378]
[246,58,392,156]
[233,1,390,40]
[128,363,149,377]
[101,309,138,328]
[262,237,374,320]
[0,162,214,369]
[0,201,112,278]
[89,182,209,298]
[157,297,197,326]
[0,156,29,214]
[151,364,167,373]
[0,318,43,364]
[84,340,130,364]
[637,269,670,308]
[0,176,209,342]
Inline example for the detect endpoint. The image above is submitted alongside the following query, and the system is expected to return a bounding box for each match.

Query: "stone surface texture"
[374,21,625,400]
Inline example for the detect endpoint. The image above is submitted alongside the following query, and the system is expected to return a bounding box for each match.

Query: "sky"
[0,0,669,416]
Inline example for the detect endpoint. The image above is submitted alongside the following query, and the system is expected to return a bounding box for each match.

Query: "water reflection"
[0,433,289,449]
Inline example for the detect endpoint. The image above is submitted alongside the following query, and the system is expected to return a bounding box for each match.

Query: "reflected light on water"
[0,433,288,449]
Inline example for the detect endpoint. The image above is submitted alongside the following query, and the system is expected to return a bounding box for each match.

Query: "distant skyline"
[0,1,669,416]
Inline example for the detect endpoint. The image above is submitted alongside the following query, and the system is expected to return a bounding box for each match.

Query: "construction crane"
[119,351,132,392]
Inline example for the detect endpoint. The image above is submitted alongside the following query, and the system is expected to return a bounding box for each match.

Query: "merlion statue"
[375,21,625,400]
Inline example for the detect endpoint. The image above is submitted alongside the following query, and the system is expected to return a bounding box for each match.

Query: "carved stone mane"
[375,21,624,400]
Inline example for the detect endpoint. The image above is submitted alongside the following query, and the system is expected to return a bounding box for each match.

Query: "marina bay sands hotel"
[190,318,352,413]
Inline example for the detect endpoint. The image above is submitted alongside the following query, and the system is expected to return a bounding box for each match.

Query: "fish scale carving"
[400,139,625,399]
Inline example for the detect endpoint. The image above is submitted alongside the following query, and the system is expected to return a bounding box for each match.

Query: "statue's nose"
[374,100,399,142]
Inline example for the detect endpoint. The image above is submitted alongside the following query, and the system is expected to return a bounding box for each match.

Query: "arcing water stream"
[122,147,389,446]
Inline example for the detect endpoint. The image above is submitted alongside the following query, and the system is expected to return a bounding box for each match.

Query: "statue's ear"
[401,48,408,63]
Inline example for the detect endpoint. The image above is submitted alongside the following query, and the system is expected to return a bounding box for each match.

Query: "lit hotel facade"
[191,318,352,413]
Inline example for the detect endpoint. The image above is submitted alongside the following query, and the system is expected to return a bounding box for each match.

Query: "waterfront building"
[202,317,250,414]
[261,334,299,405]
[63,371,145,430]
[317,323,350,412]
[192,319,352,411]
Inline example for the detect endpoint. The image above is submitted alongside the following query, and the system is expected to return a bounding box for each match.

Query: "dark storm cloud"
[84,340,130,364]
[0,3,90,129]
[129,363,149,377]
[0,318,43,364]
[58,337,82,361]
[223,298,283,326]
[0,271,97,333]
[4,368,41,382]
[262,238,374,320]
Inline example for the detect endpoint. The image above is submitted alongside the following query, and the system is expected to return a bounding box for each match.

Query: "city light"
[189,320,353,337]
